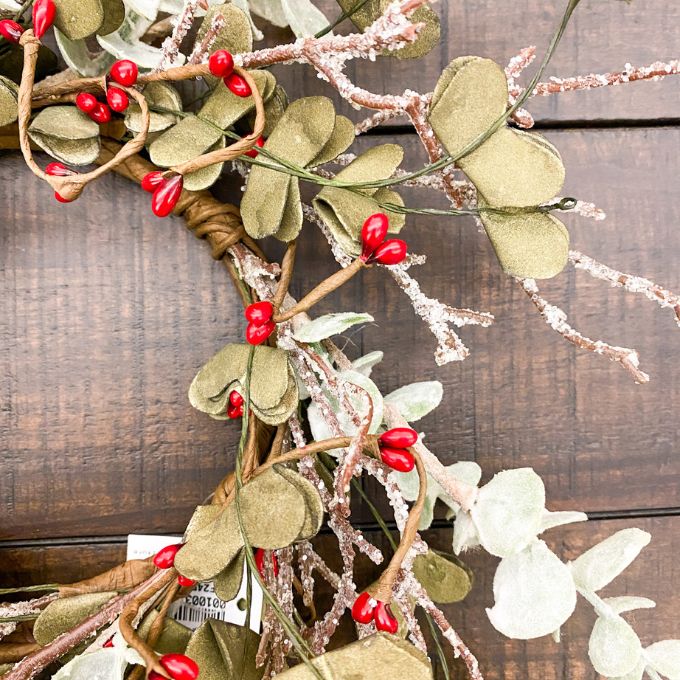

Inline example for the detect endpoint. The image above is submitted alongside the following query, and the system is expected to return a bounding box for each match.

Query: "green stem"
[425,609,451,680]
[0,614,39,623]
[314,0,373,39]
[0,583,59,595]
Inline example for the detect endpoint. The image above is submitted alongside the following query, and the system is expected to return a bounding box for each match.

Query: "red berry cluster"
[0,19,24,43]
[378,427,417,472]
[45,162,78,202]
[152,543,196,588]
[245,300,275,345]
[255,548,279,578]
[149,655,199,680]
[0,0,56,43]
[141,171,184,217]
[75,60,138,125]
[208,50,252,97]
[360,213,408,265]
[227,390,244,419]
[351,592,399,634]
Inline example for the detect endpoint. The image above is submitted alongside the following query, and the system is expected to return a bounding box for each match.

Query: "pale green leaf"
[292,312,374,343]
[350,351,383,377]
[604,596,655,615]
[384,381,443,422]
[55,29,115,76]
[53,646,144,680]
[645,640,680,680]
[588,615,642,678]
[281,0,331,37]
[539,510,588,533]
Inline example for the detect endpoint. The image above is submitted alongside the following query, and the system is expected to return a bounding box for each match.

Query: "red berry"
[106,86,129,113]
[89,102,111,124]
[224,72,251,97]
[159,654,199,680]
[369,239,407,266]
[75,92,97,113]
[32,0,55,39]
[54,191,73,203]
[153,543,182,569]
[103,637,114,648]
[208,50,234,78]
[244,136,265,159]
[226,402,244,419]
[45,162,74,177]
[373,601,399,634]
[379,428,418,449]
[151,174,183,217]
[141,171,165,193]
[109,59,138,87]
[246,320,275,346]
[351,592,375,624]
[0,20,24,44]
[361,212,389,260]
[379,446,415,473]
[245,300,274,325]
[177,575,196,588]
[229,390,244,408]
[255,548,279,578]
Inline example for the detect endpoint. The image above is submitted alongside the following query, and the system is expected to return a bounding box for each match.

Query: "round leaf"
[588,615,642,677]
[384,381,443,422]
[645,639,680,680]
[28,106,100,165]
[413,550,472,604]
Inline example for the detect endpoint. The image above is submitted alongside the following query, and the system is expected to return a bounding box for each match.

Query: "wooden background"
[2,1,680,677]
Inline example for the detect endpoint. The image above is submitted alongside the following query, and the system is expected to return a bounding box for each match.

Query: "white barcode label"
[126,534,262,632]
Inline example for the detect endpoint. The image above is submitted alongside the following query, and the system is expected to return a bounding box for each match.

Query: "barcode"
[171,603,230,626]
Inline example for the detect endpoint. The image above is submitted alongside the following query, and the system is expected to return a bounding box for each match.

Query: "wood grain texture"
[268,0,680,125]
[2,516,678,680]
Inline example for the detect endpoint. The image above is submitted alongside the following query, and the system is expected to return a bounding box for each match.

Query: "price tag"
[126,534,262,632]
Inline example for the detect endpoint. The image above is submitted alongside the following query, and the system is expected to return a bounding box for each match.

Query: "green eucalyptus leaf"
[33,592,116,645]
[412,550,472,604]
[54,29,115,76]
[275,466,324,539]
[588,615,642,678]
[138,610,191,654]
[310,115,355,167]
[99,0,126,35]
[292,312,374,343]
[247,84,289,138]
[53,0,104,40]
[384,380,443,422]
[149,115,222,169]
[251,366,299,426]
[183,504,224,541]
[0,43,58,83]
[125,81,182,135]
[645,640,680,680]
[213,550,245,602]
[183,136,226,191]
[28,106,100,165]
[276,633,433,679]
[0,76,18,127]
[248,346,294,411]
[271,177,304,242]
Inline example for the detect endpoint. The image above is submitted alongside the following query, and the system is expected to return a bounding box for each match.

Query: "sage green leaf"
[33,592,116,645]
[183,504,224,541]
[0,43,58,83]
[487,540,577,640]
[588,615,642,677]
[248,346,294,411]
[413,550,472,604]
[0,76,18,128]
[292,312,374,343]
[384,380,443,422]
[138,610,191,654]
[310,115,354,167]
[213,550,245,602]
[251,367,299,426]
[185,619,263,680]
[125,82,182,135]
[52,645,144,680]
[248,84,288,138]
[480,209,569,280]
[471,468,545,558]
[569,528,651,593]
[97,30,175,70]
[604,596,655,615]
[275,466,324,539]
[99,0,125,35]
[174,507,243,581]
[645,640,680,680]
[149,115,222,169]
[53,0,104,40]
[28,106,100,166]
[183,136,226,191]
[276,633,433,679]
[313,144,405,256]
[54,29,115,76]
[239,468,306,548]
[272,177,303,243]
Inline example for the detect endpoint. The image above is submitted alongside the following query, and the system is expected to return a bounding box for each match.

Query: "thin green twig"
[314,0,373,38]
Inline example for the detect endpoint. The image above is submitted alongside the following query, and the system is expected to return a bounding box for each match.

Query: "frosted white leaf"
[53,645,144,680]
[588,615,642,677]
[569,528,651,592]
[55,29,115,76]
[539,510,588,533]
[307,401,335,446]
[339,370,383,434]
[231,0,264,40]
[439,461,482,512]
[384,381,443,422]
[0,0,22,10]
[604,596,656,615]
[124,0,160,20]
[292,313,374,343]
[281,0,331,37]
[472,468,545,558]
[452,510,480,554]
[487,540,577,639]
[249,0,288,26]
[159,0,184,13]
[609,658,645,680]
[644,640,680,679]
[351,351,383,377]
[97,33,183,69]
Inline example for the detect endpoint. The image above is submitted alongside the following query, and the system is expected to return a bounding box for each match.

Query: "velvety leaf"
[250,366,299,426]
[339,370,383,434]
[588,615,642,677]
[0,76,18,128]
[569,528,651,592]
[0,43,58,83]
[53,0,104,40]
[276,633,433,679]
[99,0,126,35]
[248,0,287,27]
[539,510,588,533]
[292,312,374,343]
[138,611,191,654]
[213,550,245,602]
[413,550,472,604]
[149,115,222,169]
[351,350,383,377]
[487,540,577,640]
[52,645,144,680]
[125,82,182,135]
[472,468,545,558]
[28,105,100,166]
[281,0,331,37]
[248,84,288,138]
[97,29,176,69]
[248,347,295,411]
[610,659,645,680]
[34,592,117,645]
[275,466,324,540]
[183,136,226,191]
[603,596,655,615]
[309,115,355,167]
[183,504,223,541]
[54,30,115,76]
[645,640,680,680]
[452,509,480,554]
[271,177,303,243]
[384,381,443,422]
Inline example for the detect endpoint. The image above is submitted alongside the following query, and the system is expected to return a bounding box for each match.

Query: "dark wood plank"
[268,0,680,124]
[2,516,678,680]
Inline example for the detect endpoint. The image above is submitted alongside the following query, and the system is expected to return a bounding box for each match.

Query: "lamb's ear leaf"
[292,312,375,343]
[28,106,100,165]
[384,380,443,422]
[588,615,642,678]
[53,0,104,40]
